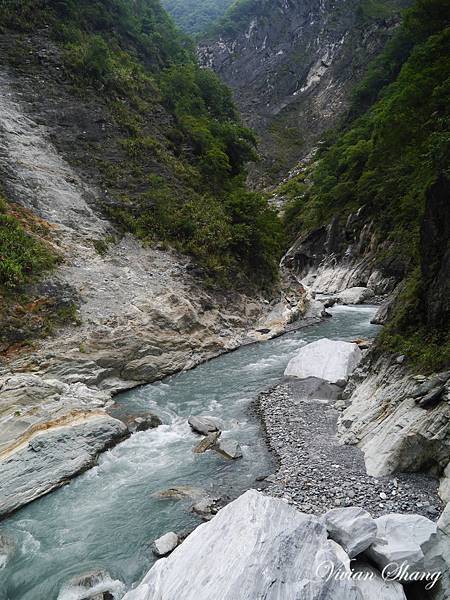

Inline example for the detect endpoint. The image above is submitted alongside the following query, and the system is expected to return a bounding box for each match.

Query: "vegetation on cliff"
[161,0,234,35]
[0,0,283,289]
[0,194,57,289]
[209,0,406,36]
[281,0,449,369]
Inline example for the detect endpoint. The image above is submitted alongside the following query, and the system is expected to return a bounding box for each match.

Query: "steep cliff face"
[281,207,404,297]
[199,0,406,184]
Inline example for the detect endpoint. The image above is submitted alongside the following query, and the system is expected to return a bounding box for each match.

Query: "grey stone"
[334,287,375,305]
[0,533,15,569]
[192,496,221,520]
[122,414,162,433]
[214,438,243,459]
[437,503,450,536]
[153,486,206,501]
[188,416,223,435]
[366,513,439,577]
[351,561,407,599]
[193,432,221,454]
[324,507,377,558]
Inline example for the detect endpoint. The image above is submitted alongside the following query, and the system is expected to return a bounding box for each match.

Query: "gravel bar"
[256,379,443,519]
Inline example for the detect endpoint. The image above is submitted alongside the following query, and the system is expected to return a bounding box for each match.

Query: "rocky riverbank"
[257,381,443,518]
[255,336,449,522]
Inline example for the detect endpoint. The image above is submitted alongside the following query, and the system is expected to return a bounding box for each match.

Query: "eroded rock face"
[338,357,450,481]
[331,287,375,306]
[284,338,362,384]
[282,213,402,297]
[0,372,132,517]
[122,490,361,600]
[199,1,400,185]
[0,414,128,518]
[324,507,377,558]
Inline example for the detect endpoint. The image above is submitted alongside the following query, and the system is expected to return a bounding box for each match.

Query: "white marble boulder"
[351,562,407,599]
[284,338,362,384]
[366,514,439,576]
[152,532,179,557]
[334,287,374,305]
[122,490,362,600]
[324,507,377,558]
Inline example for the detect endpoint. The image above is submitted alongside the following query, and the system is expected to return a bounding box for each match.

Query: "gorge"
[0,0,449,599]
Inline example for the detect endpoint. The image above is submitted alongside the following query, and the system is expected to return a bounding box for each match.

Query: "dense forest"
[280,0,450,369]
[0,0,283,291]
[162,0,234,34]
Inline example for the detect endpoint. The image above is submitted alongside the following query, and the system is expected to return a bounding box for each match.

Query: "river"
[0,305,380,600]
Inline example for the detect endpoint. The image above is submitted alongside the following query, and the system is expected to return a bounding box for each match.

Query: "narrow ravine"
[0,306,380,600]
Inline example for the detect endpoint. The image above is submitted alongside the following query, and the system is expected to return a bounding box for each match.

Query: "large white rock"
[351,562,406,599]
[122,490,362,600]
[284,338,362,384]
[324,507,377,558]
[152,532,179,557]
[334,287,374,305]
[366,514,438,577]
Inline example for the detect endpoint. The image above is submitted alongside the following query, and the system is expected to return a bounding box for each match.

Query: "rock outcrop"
[282,210,403,297]
[0,372,133,517]
[284,338,362,384]
[338,357,450,490]
[0,411,127,519]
